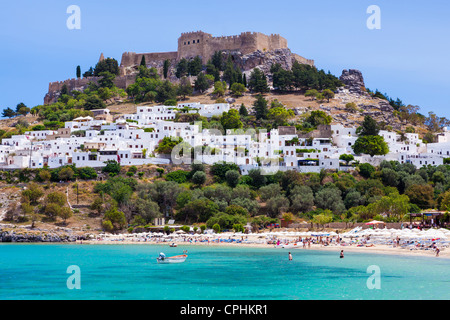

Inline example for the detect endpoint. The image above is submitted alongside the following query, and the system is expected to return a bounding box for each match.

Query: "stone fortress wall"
[44,31,314,104]
[176,31,289,61]
[44,74,136,105]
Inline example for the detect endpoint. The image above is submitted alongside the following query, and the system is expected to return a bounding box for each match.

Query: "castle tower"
[177,31,213,61]
[99,52,105,62]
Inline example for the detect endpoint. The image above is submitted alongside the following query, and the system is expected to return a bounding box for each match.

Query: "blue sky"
[0,0,449,118]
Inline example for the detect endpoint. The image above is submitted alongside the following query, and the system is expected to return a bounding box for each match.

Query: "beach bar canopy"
[407,212,446,224]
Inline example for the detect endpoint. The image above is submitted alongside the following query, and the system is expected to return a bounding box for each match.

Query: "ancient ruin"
[44,31,314,104]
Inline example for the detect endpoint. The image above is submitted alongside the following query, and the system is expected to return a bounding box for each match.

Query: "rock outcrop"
[339,69,367,96]
[0,225,87,242]
[235,48,299,74]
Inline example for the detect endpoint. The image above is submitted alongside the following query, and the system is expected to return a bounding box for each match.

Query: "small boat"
[169,243,177,247]
[157,253,188,264]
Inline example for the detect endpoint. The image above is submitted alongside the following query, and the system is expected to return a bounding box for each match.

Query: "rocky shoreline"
[0,224,88,243]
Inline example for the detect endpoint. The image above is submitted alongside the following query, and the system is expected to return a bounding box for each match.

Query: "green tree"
[230,82,246,96]
[225,169,241,188]
[46,191,66,207]
[83,66,94,77]
[248,68,269,93]
[305,89,319,100]
[2,107,16,118]
[188,56,203,76]
[102,160,121,175]
[38,170,51,182]
[357,115,380,136]
[221,109,243,130]
[339,154,354,165]
[239,104,248,116]
[222,56,243,86]
[179,199,219,223]
[212,223,221,233]
[206,63,220,82]
[271,63,293,91]
[311,212,333,230]
[192,171,207,186]
[163,59,170,79]
[315,187,345,214]
[345,102,358,113]
[194,72,211,93]
[344,191,365,209]
[267,104,294,126]
[90,197,104,216]
[175,58,189,78]
[155,136,183,155]
[177,77,193,99]
[266,195,290,218]
[76,65,81,79]
[405,184,434,209]
[140,55,146,66]
[289,185,314,213]
[374,194,410,220]
[211,162,240,182]
[98,71,116,89]
[59,207,73,224]
[259,184,283,202]
[44,203,61,221]
[304,110,332,127]
[248,169,267,189]
[425,111,450,133]
[211,51,225,71]
[358,163,375,178]
[322,89,335,102]
[94,58,119,76]
[15,103,30,116]
[253,94,269,120]
[165,170,189,183]
[21,182,44,205]
[78,167,98,180]
[58,167,74,181]
[212,81,226,97]
[103,207,127,232]
[84,94,106,110]
[134,198,161,223]
[156,80,177,103]
[353,135,389,157]
[439,190,450,211]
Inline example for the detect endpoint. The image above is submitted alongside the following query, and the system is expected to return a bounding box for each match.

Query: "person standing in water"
[288,252,292,261]
[340,250,344,258]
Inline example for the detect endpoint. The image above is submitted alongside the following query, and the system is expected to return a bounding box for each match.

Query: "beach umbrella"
[365,220,385,225]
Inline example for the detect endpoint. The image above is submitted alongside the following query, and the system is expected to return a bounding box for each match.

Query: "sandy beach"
[81,231,450,259]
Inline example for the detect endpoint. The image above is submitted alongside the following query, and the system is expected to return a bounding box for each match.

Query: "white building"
[1,103,449,172]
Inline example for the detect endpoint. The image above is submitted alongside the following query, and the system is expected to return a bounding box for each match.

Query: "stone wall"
[44,74,137,105]
[44,76,101,104]
[290,222,403,230]
[119,51,178,75]
[44,31,313,104]
[177,31,289,62]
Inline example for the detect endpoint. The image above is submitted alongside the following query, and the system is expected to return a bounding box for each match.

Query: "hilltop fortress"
[120,31,313,74]
[44,31,314,104]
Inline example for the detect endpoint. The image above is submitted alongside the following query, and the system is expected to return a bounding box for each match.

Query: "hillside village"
[0,101,449,172]
[1,30,450,237]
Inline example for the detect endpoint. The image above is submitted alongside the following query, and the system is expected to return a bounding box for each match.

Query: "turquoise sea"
[0,244,448,300]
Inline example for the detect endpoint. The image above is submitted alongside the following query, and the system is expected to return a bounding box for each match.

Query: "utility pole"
[76,179,79,204]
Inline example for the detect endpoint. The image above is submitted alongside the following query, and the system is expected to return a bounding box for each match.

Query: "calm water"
[0,244,448,300]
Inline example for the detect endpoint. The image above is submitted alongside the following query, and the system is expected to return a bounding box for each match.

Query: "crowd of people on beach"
[87,228,446,257]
